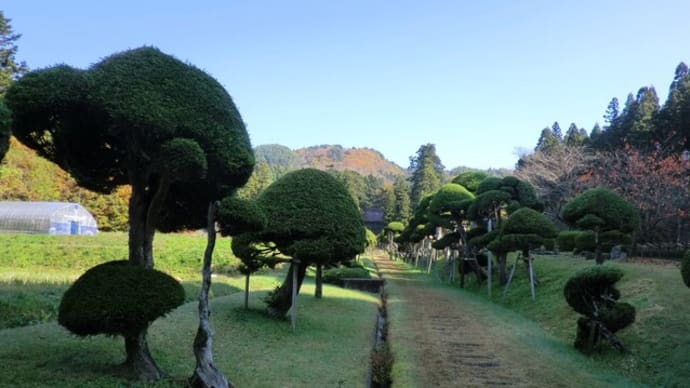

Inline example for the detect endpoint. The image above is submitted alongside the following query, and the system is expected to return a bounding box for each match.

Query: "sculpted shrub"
[58,260,185,337]
[564,265,635,353]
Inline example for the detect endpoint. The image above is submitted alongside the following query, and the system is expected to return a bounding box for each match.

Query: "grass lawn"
[0,232,381,387]
[431,253,690,387]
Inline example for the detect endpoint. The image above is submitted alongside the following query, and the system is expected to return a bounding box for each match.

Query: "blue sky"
[4,1,690,170]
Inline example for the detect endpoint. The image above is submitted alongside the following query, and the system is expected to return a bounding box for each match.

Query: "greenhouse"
[0,201,98,235]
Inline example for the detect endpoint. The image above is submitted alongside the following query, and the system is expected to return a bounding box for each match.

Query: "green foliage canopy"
[562,187,640,234]
[5,47,254,234]
[253,168,366,265]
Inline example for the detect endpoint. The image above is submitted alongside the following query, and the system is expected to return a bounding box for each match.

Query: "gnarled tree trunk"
[267,261,308,318]
[190,202,230,388]
[124,328,162,381]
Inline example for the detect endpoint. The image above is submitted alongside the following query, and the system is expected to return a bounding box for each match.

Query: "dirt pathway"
[373,255,625,388]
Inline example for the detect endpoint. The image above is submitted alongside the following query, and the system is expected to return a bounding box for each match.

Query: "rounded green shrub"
[574,231,596,253]
[58,260,185,337]
[557,231,581,252]
[600,302,636,332]
[682,250,690,288]
[564,265,624,316]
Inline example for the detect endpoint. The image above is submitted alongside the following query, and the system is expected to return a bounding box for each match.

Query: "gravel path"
[376,257,526,387]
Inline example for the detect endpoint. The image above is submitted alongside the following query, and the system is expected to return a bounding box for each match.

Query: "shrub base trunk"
[267,261,308,318]
[124,328,162,382]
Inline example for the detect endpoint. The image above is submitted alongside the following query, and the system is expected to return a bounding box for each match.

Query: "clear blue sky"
[4,1,690,170]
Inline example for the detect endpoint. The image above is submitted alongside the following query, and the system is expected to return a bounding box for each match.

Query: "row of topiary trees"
[385,173,640,353]
[3,47,367,386]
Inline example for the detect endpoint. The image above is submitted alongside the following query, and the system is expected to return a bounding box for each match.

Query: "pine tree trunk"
[124,328,162,382]
[315,264,323,299]
[190,202,230,388]
[267,261,308,318]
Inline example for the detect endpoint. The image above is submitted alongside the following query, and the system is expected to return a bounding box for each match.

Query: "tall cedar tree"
[535,127,560,153]
[5,47,254,380]
[409,143,445,207]
[393,175,412,221]
[0,11,28,97]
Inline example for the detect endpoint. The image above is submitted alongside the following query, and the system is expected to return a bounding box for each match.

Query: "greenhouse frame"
[0,201,98,235]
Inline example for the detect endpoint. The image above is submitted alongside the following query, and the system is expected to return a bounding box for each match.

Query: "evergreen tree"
[564,122,585,147]
[393,175,411,221]
[657,62,690,151]
[408,143,445,207]
[382,184,396,223]
[551,121,563,142]
[535,127,559,153]
[670,62,689,91]
[0,11,27,97]
[589,123,603,145]
[237,160,274,200]
[603,97,619,128]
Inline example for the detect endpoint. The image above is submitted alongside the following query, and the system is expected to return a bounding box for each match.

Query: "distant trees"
[392,175,412,221]
[0,100,9,160]
[515,145,590,224]
[409,143,445,206]
[6,47,254,381]
[0,11,27,97]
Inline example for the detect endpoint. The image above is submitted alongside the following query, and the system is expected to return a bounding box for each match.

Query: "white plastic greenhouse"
[0,201,98,235]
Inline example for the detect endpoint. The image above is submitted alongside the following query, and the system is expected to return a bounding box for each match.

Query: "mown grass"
[383,258,641,388]
[0,283,379,387]
[0,232,381,386]
[432,253,690,387]
[0,232,246,329]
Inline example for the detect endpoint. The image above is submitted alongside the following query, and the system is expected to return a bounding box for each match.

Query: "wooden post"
[527,257,536,301]
[291,259,300,333]
[487,218,493,298]
[501,255,520,302]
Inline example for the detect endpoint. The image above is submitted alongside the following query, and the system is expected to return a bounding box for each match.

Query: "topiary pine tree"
[5,47,254,381]
[248,169,366,317]
[487,207,557,297]
[469,176,543,284]
[564,265,635,353]
[562,187,639,264]
[451,171,489,193]
[5,47,254,267]
[217,195,268,310]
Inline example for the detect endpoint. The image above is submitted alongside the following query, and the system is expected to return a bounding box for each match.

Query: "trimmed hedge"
[557,231,581,252]
[323,267,371,285]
